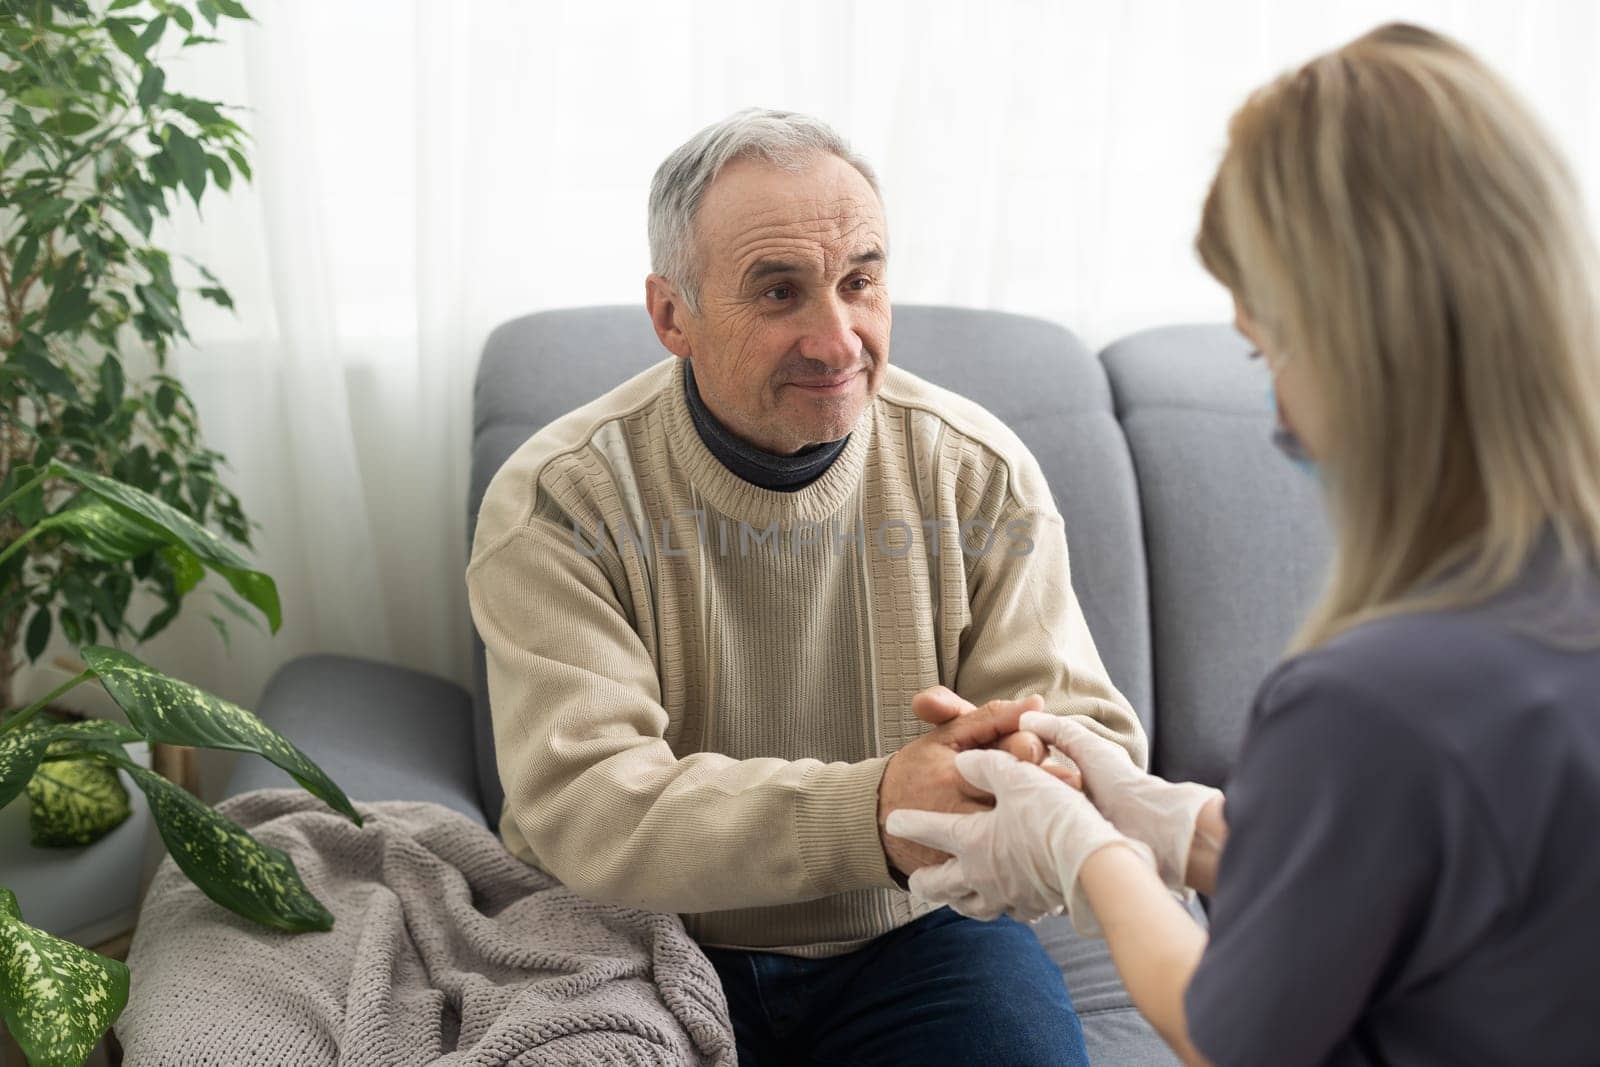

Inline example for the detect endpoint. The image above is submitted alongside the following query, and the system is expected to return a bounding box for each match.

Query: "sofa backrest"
[469,307,663,824]
[468,304,1152,825]
[1098,325,1331,784]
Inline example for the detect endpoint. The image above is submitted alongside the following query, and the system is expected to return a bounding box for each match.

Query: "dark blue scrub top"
[1185,525,1600,1066]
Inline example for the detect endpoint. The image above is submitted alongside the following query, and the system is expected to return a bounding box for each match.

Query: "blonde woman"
[888,22,1600,1066]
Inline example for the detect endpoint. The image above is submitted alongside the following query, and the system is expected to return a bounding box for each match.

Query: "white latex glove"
[1020,711,1222,894]
[885,748,1157,936]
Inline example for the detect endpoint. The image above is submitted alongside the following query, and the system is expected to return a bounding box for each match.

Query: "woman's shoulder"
[1259,594,1575,726]
[1251,596,1600,797]
[1283,534,1600,715]
[1249,631,1445,759]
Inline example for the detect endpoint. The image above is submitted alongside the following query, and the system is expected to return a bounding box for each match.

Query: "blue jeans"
[701,906,1089,1066]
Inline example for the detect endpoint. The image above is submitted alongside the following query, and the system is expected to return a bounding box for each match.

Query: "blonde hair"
[1196,22,1600,655]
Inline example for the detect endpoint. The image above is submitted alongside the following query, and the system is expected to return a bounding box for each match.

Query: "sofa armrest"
[220,653,485,827]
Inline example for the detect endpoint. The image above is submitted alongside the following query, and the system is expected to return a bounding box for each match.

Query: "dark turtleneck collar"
[682,358,851,492]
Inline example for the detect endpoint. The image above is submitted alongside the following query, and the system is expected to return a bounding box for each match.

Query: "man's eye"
[845,276,873,291]
[765,285,795,301]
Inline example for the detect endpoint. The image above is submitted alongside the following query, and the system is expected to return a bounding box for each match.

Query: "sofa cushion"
[1099,325,1332,785]
[221,654,483,825]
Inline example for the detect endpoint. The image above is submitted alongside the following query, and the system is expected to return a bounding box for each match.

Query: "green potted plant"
[2,2,359,1064]
[0,470,360,1065]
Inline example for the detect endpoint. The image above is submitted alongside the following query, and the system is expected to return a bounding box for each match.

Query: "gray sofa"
[222,304,1331,1065]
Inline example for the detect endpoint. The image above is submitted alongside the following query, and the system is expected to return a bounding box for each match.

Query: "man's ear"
[645,274,693,359]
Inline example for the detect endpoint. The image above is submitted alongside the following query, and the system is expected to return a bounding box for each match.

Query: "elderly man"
[466,108,1147,1065]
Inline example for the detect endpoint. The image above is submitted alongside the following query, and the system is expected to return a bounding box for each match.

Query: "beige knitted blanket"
[115,788,736,1065]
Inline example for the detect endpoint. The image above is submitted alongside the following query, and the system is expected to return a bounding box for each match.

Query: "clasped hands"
[879,685,1223,934]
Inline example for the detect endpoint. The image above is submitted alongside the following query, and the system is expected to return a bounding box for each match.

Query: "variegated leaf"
[45,460,281,633]
[0,886,129,1067]
[0,719,142,810]
[31,495,167,565]
[26,751,132,847]
[0,728,53,811]
[81,646,361,825]
[119,762,335,933]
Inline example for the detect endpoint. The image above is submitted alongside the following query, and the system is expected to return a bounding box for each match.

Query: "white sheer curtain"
[22,1,1598,795]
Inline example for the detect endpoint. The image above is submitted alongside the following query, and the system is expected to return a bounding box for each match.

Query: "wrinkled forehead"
[693,157,888,281]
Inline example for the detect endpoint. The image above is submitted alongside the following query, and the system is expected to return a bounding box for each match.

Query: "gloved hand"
[1020,711,1222,894]
[885,748,1157,935]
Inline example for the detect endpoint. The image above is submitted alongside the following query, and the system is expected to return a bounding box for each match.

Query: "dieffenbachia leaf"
[0,719,142,810]
[31,496,168,565]
[115,759,335,933]
[0,886,129,1067]
[26,752,133,847]
[41,461,280,633]
[0,727,57,811]
[80,646,361,826]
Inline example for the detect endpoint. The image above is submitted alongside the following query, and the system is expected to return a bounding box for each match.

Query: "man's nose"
[795,294,865,371]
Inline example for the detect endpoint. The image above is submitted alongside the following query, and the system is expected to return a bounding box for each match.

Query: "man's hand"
[911,685,1084,790]
[880,692,1062,878]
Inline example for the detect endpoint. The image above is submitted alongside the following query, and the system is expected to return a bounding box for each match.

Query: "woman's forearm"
[1080,842,1215,1067]
[1184,793,1228,896]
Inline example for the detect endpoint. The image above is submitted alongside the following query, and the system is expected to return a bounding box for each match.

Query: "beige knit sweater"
[466,354,1146,958]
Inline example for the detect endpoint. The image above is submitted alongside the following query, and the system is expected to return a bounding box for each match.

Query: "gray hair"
[647,107,882,313]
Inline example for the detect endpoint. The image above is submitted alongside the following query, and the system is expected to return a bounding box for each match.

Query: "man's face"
[657,153,891,455]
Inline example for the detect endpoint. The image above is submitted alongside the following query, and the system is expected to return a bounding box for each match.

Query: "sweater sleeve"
[953,504,1149,770]
[466,519,901,914]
